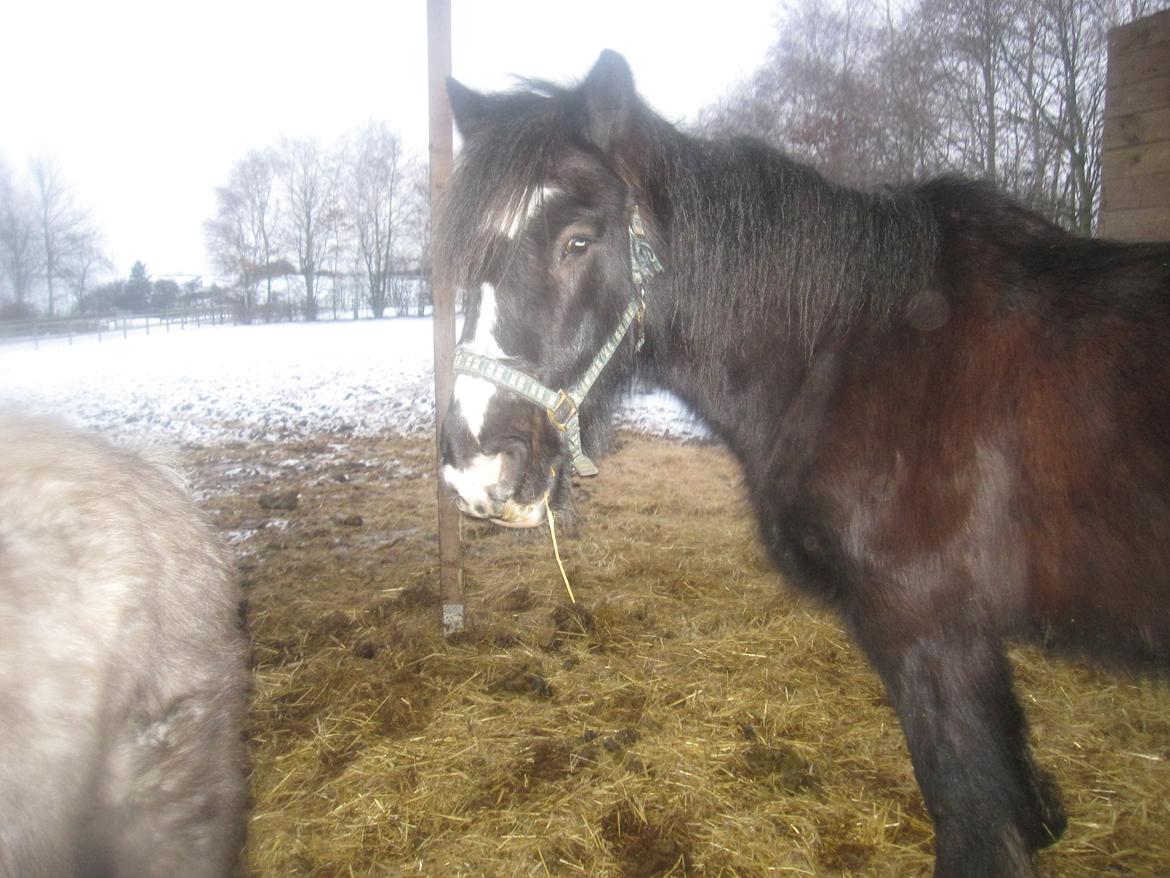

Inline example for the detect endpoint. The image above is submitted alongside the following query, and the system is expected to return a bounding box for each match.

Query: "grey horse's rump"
[0,416,248,877]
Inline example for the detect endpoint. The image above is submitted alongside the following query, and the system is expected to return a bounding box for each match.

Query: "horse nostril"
[486,483,511,504]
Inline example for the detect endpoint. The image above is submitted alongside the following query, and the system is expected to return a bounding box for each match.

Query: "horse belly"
[1021,467,1170,665]
[1013,326,1170,666]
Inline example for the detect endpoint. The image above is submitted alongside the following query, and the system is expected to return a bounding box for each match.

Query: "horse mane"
[641,129,939,350]
[438,76,1074,353]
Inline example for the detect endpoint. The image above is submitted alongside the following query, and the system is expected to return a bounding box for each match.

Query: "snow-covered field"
[0,319,705,445]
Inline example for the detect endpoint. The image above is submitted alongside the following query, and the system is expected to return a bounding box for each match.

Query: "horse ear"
[579,49,637,154]
[448,77,491,139]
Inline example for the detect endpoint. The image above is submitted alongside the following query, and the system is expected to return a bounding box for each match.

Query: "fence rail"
[0,303,444,350]
[0,308,233,349]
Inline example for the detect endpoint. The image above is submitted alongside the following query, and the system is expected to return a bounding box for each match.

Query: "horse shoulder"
[753,295,1032,619]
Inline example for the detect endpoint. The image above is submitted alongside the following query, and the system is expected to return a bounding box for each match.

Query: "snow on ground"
[0,319,706,446]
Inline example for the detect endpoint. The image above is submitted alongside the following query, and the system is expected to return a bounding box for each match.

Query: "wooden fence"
[0,308,233,349]
[1100,8,1170,241]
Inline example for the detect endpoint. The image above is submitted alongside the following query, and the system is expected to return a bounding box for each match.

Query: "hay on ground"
[185,433,1170,877]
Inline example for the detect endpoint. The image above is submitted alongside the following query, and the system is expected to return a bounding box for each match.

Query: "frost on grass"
[0,319,706,445]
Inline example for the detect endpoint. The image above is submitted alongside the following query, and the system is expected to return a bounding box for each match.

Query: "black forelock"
[436,83,593,296]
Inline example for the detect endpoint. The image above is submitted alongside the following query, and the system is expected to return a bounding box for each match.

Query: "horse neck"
[640,137,936,456]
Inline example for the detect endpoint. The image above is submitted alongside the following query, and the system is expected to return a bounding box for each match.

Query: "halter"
[453,204,664,476]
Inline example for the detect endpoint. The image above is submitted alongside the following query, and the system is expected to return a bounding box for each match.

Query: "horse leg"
[853,610,1066,878]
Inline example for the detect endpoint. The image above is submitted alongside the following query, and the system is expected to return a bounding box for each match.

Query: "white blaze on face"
[498,186,561,239]
[445,282,511,512]
[453,282,505,438]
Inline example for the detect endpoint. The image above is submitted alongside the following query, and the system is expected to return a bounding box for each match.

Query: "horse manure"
[315,734,364,780]
[580,727,640,756]
[603,728,641,752]
[312,610,354,639]
[501,585,534,612]
[393,582,437,610]
[258,489,299,511]
[600,802,695,878]
[739,742,820,793]
[819,839,875,872]
[363,596,397,623]
[523,739,581,784]
[614,727,640,746]
[472,736,600,810]
[352,639,378,659]
[551,602,596,635]
[488,663,553,699]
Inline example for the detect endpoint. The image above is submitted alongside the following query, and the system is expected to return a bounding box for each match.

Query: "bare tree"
[0,163,43,312]
[30,156,97,317]
[0,158,11,306]
[205,150,282,322]
[1007,0,1134,233]
[276,138,340,321]
[868,2,950,180]
[698,0,898,185]
[63,234,111,313]
[700,0,1154,232]
[404,165,432,316]
[326,200,352,320]
[996,5,1062,211]
[344,122,409,318]
[925,0,1016,180]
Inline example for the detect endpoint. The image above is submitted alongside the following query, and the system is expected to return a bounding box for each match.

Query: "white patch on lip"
[498,186,561,239]
[442,450,551,529]
[453,282,506,438]
[442,452,504,515]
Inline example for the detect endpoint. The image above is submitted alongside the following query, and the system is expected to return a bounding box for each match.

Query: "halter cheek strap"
[453,205,664,477]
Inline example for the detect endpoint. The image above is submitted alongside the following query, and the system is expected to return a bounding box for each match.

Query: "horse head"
[437,51,663,528]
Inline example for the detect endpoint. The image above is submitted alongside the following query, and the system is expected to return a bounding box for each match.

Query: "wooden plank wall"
[1100,8,1170,241]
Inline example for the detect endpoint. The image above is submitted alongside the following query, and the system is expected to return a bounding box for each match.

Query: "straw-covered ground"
[184,432,1170,877]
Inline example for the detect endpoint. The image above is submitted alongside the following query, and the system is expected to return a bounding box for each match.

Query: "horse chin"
[490,498,546,529]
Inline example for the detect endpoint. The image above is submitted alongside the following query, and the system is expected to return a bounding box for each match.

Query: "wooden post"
[1099,9,1170,240]
[428,0,464,636]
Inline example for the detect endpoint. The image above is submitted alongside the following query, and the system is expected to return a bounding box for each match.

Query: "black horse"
[437,50,1170,878]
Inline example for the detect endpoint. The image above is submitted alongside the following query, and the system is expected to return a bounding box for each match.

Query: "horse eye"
[562,236,591,258]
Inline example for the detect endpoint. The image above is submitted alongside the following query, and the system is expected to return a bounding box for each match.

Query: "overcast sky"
[0,1,776,282]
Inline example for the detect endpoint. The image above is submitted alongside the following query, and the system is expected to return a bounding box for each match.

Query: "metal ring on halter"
[547,390,578,432]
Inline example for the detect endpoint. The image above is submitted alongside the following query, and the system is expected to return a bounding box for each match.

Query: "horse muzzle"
[442,452,549,529]
[488,497,546,528]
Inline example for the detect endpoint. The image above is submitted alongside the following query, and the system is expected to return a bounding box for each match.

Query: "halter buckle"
[547,390,577,431]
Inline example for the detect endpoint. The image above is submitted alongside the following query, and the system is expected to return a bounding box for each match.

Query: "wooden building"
[1099,8,1170,241]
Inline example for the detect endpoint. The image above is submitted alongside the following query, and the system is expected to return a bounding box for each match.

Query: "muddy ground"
[183,432,1170,877]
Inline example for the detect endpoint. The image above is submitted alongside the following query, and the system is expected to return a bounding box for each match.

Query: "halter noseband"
[453,204,664,477]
